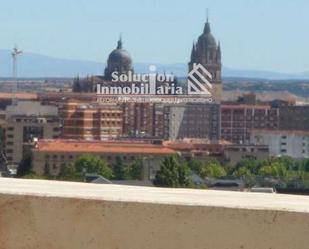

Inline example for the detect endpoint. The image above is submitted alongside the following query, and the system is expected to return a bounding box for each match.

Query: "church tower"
[188,19,222,102]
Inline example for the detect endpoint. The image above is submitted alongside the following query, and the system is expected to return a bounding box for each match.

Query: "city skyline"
[0,0,308,73]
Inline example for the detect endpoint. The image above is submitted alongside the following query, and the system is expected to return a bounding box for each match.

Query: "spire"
[117,34,123,49]
[203,9,211,34]
[190,41,196,60]
[203,20,211,34]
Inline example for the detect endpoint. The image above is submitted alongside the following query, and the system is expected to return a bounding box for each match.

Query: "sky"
[0,0,308,73]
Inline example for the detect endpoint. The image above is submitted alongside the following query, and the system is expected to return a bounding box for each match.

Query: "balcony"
[0,178,309,248]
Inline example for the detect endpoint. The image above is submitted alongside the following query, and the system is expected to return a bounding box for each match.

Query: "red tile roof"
[0,92,38,100]
[34,139,177,155]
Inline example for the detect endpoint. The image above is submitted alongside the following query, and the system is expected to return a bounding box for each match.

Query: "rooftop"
[0,92,38,100]
[34,139,177,155]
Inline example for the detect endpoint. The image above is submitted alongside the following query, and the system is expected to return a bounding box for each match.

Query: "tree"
[17,153,33,177]
[126,158,144,180]
[154,155,192,188]
[233,159,261,175]
[74,154,113,179]
[199,160,226,178]
[233,166,253,178]
[259,161,287,178]
[112,156,126,180]
[58,163,82,181]
[188,159,203,174]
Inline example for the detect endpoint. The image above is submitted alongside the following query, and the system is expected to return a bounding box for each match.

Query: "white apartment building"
[250,130,309,159]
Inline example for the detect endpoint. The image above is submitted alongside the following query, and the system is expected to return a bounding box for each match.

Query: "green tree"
[58,163,82,181]
[233,166,253,178]
[154,155,192,188]
[112,156,126,180]
[187,159,203,174]
[233,159,261,175]
[74,154,113,179]
[17,153,33,177]
[259,161,287,178]
[200,160,226,178]
[126,158,144,180]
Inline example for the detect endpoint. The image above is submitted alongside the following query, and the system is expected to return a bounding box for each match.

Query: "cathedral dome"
[107,38,132,69]
[104,38,133,80]
[108,47,132,68]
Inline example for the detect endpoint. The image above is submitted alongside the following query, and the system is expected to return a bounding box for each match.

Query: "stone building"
[188,19,222,102]
[104,37,133,80]
[32,139,176,179]
[73,37,134,92]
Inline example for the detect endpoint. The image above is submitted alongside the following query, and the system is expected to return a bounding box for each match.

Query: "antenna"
[11,46,22,105]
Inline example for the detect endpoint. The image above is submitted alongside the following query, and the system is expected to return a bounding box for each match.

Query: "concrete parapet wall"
[0,178,309,249]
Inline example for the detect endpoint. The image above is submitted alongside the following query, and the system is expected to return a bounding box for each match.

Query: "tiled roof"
[34,139,177,155]
[0,92,38,100]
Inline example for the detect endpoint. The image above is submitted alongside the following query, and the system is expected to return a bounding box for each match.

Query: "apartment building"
[4,101,60,168]
[163,103,220,141]
[61,101,123,140]
[251,129,309,159]
[278,105,309,131]
[220,104,279,144]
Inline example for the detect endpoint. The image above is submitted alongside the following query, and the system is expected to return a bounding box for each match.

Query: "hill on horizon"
[0,49,309,80]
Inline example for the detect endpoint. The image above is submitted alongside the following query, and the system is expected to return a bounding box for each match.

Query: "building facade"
[251,130,309,159]
[163,103,220,141]
[220,104,279,144]
[32,139,176,179]
[189,20,222,102]
[4,101,60,168]
[278,105,309,131]
[61,101,123,140]
[224,144,269,166]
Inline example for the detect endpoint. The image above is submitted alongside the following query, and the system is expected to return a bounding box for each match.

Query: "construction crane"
[11,46,23,105]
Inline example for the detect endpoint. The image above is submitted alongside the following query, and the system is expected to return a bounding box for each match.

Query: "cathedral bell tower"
[188,19,222,102]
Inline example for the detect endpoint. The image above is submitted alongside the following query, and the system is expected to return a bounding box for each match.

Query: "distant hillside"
[0,49,103,77]
[222,67,309,81]
[0,49,309,80]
